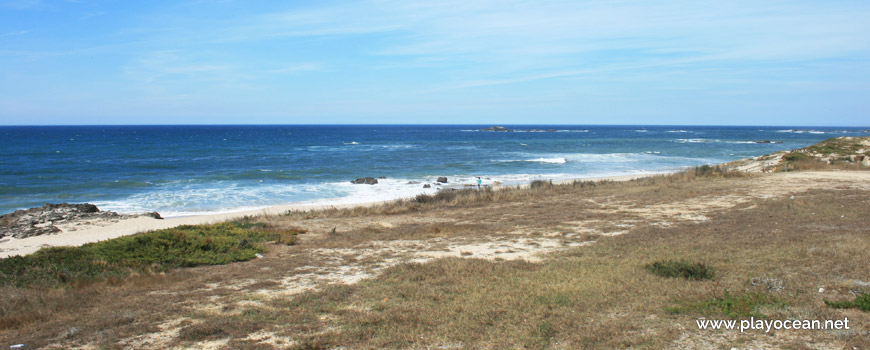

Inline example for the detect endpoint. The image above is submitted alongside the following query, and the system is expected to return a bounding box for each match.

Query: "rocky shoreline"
[0,203,161,239]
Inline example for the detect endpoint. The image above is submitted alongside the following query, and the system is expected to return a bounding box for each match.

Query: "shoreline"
[0,173,658,258]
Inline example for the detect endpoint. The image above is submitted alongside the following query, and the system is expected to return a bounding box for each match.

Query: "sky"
[0,0,868,126]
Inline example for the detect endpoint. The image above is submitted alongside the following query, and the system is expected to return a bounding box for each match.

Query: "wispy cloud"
[123,50,234,86]
[266,62,324,74]
[81,11,104,20]
[0,30,29,37]
[144,0,869,91]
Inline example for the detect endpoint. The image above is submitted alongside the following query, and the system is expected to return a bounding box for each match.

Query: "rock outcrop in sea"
[0,203,163,239]
[480,126,513,132]
[351,177,379,185]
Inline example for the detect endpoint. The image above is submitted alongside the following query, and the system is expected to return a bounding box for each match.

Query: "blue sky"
[0,0,868,126]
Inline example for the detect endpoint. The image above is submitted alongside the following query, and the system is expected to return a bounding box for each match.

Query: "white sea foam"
[528,157,568,164]
[674,139,781,144]
[343,141,360,145]
[493,157,568,164]
[776,129,829,134]
[667,130,691,133]
[96,177,442,218]
[674,138,711,143]
[95,162,707,218]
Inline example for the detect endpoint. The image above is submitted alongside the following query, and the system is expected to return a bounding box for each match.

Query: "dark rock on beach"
[351,177,379,185]
[437,177,448,183]
[423,184,431,188]
[480,126,513,132]
[0,203,162,239]
[143,211,163,220]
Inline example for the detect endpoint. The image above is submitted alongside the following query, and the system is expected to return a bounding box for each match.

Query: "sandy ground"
[0,174,646,258]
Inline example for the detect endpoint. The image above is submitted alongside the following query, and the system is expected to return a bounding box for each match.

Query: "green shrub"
[645,260,714,280]
[0,223,284,287]
[825,292,870,312]
[783,152,810,162]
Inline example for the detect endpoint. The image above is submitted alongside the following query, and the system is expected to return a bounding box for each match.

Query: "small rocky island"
[479,126,513,132]
[0,203,162,239]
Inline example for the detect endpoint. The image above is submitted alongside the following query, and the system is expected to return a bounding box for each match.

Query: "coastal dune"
[2,167,868,349]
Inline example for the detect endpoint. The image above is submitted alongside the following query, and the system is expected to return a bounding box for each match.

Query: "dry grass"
[299,165,747,220]
[1,167,868,349]
[260,187,868,349]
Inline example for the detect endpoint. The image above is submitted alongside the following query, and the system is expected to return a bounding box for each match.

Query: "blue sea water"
[1,125,867,217]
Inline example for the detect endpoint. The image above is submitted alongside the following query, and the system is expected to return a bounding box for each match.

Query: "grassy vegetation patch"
[825,292,870,312]
[669,290,782,318]
[644,260,714,280]
[0,222,300,287]
[783,152,811,162]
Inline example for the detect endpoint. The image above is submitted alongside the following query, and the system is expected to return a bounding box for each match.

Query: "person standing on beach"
[477,177,482,189]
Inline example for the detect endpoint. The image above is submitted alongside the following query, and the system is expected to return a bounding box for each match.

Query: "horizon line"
[1,123,868,128]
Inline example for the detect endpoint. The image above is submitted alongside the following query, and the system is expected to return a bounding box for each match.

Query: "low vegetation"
[783,152,811,162]
[779,136,870,171]
[804,136,868,156]
[0,222,301,288]
[645,259,714,280]
[825,292,870,312]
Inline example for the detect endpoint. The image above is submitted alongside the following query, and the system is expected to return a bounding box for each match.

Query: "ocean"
[1,125,867,217]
